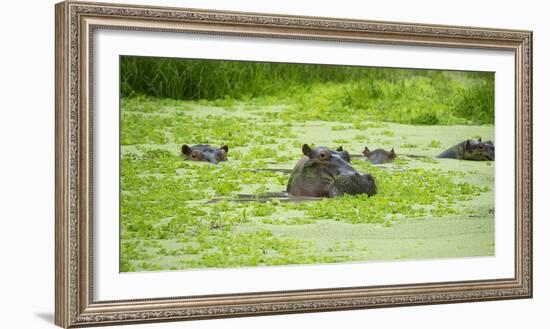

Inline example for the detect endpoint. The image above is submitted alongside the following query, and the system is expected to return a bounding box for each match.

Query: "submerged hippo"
[181,144,228,164]
[437,138,494,161]
[334,146,351,163]
[286,144,377,198]
[363,146,397,164]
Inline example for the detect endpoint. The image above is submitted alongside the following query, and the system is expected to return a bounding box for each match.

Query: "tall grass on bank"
[121,56,415,99]
[121,56,494,125]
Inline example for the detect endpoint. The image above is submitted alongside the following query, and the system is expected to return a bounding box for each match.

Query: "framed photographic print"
[55,1,532,327]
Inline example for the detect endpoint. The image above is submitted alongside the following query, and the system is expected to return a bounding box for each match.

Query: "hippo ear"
[363,146,371,157]
[389,148,396,159]
[220,144,229,153]
[478,137,482,142]
[182,144,191,156]
[302,144,313,157]
[336,146,344,152]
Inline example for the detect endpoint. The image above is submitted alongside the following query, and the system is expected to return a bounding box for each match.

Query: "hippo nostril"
[204,153,218,164]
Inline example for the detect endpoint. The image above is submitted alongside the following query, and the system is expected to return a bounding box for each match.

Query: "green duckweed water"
[120,97,494,272]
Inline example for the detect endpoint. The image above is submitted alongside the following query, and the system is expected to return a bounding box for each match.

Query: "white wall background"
[0,0,546,328]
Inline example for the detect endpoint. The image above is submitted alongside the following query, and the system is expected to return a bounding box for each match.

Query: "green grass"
[121,56,494,125]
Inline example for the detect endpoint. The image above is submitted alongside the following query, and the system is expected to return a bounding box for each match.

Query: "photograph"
[119,56,496,272]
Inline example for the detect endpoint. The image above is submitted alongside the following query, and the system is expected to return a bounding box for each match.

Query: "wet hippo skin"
[438,138,494,161]
[181,144,228,164]
[363,146,397,164]
[287,144,377,198]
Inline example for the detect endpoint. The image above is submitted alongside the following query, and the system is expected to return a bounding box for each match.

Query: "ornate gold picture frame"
[55,1,532,327]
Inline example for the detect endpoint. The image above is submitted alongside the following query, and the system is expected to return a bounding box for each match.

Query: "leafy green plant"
[121,56,494,125]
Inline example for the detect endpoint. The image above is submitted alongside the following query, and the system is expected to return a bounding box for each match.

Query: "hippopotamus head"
[286,144,376,198]
[463,139,495,161]
[335,146,351,163]
[363,146,396,164]
[181,144,228,164]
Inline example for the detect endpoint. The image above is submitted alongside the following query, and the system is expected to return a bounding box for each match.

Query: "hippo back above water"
[181,144,228,164]
[286,144,377,198]
[437,139,494,161]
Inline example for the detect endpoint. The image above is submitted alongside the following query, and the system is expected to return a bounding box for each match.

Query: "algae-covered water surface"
[120,57,495,272]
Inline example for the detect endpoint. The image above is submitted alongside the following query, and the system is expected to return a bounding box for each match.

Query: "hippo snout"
[330,172,377,197]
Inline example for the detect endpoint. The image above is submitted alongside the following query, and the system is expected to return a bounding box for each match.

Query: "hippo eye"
[319,151,331,160]
[478,144,485,150]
